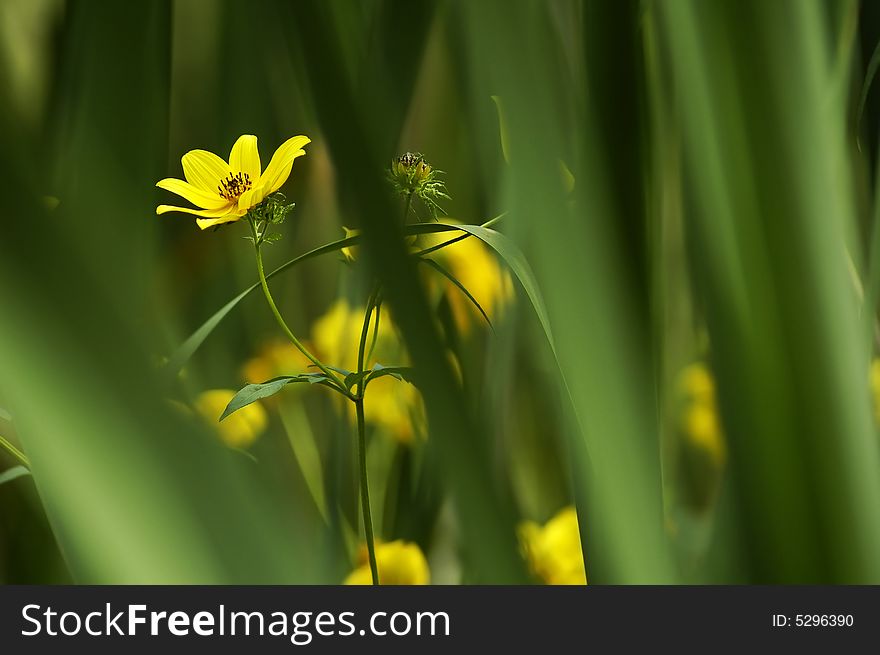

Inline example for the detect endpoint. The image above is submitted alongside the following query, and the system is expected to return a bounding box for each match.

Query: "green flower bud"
[387,152,450,220]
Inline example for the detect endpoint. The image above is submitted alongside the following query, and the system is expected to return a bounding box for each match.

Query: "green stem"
[249,219,349,396]
[355,398,378,585]
[355,284,381,584]
[0,434,29,469]
[404,191,414,224]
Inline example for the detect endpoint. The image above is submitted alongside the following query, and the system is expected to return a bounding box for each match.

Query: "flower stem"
[249,219,349,396]
[355,284,381,585]
[354,398,379,585]
[404,191,414,224]
[0,433,29,469]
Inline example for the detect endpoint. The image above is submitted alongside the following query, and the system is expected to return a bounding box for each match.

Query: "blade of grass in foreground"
[0,1,322,583]
[657,0,880,582]
[458,0,676,583]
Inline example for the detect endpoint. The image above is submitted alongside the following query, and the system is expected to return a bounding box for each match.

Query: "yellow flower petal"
[519,506,587,585]
[156,178,228,209]
[156,203,235,218]
[196,215,243,230]
[181,149,230,192]
[344,540,429,585]
[194,389,267,448]
[237,183,266,212]
[259,135,310,195]
[228,134,261,181]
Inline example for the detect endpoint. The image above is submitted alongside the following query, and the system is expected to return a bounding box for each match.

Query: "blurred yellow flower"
[242,338,313,385]
[312,299,425,442]
[870,358,880,424]
[344,540,430,585]
[362,376,423,444]
[679,361,715,406]
[312,298,372,372]
[156,134,310,230]
[683,403,724,464]
[419,228,514,334]
[519,506,587,585]
[194,389,267,448]
[677,362,726,467]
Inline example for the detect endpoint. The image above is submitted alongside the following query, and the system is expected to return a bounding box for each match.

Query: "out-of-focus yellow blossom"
[870,359,880,424]
[519,506,587,585]
[679,362,715,406]
[312,298,377,372]
[242,338,313,385]
[344,540,430,585]
[362,376,423,444]
[677,362,726,467]
[156,134,309,229]
[194,389,267,448]
[418,227,514,335]
[312,299,426,442]
[684,403,724,464]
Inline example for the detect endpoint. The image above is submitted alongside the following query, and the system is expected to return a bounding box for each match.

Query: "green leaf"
[0,406,10,422]
[164,216,504,377]
[343,364,417,392]
[0,465,30,486]
[365,364,417,387]
[441,224,556,355]
[343,370,367,390]
[419,257,493,330]
[220,374,332,421]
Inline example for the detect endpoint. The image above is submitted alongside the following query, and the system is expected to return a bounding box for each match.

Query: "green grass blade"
[0,466,31,486]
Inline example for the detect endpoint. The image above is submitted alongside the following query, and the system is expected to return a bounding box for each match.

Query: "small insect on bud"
[387,152,450,221]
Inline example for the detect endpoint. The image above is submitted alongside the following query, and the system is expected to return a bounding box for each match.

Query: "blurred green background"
[2,0,880,584]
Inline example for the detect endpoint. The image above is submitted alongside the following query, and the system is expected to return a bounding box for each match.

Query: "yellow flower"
[683,402,726,467]
[678,362,716,406]
[311,299,426,442]
[519,506,587,585]
[344,540,430,585]
[312,299,371,372]
[419,228,514,334]
[242,338,313,385]
[677,362,726,467]
[361,376,424,444]
[156,134,310,230]
[194,389,267,448]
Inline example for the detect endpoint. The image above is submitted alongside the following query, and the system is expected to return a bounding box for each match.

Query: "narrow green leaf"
[365,364,417,387]
[220,374,331,421]
[446,224,556,354]
[419,257,493,330]
[0,465,30,486]
[343,371,367,390]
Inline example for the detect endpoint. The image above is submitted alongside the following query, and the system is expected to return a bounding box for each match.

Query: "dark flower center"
[218,172,252,201]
